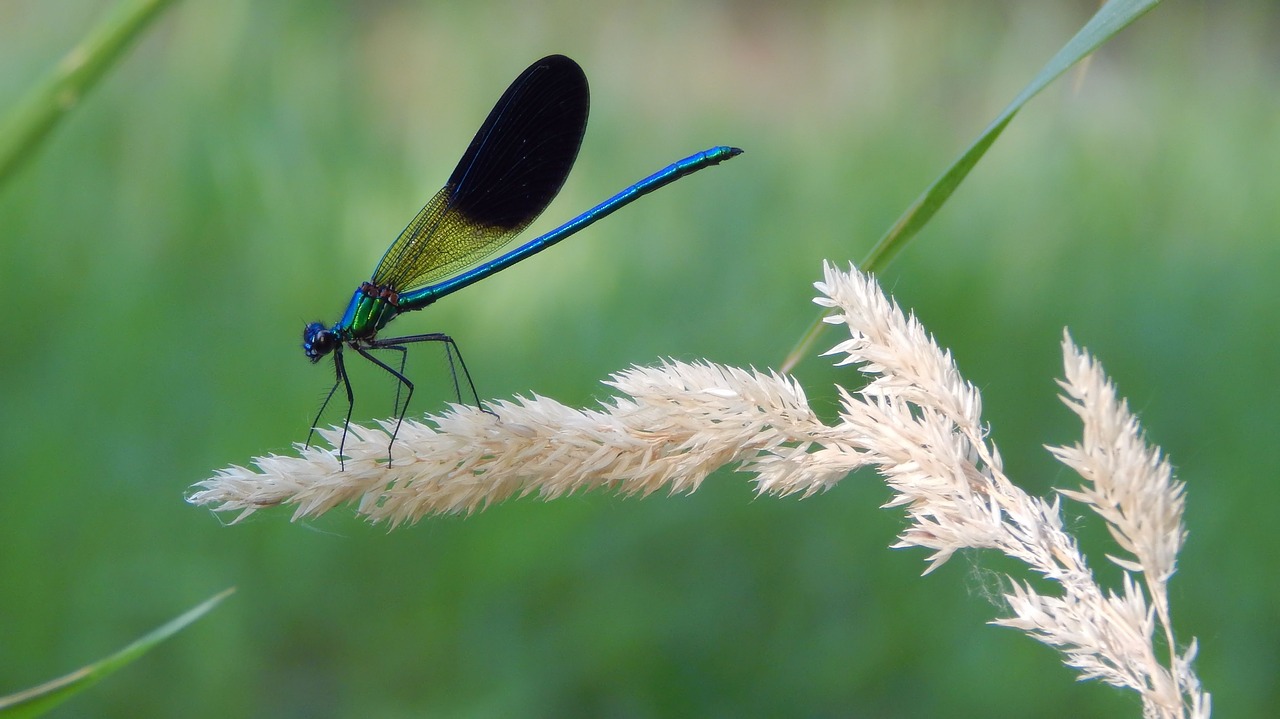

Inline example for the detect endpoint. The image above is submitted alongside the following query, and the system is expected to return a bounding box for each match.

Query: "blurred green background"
[1,0,1276,716]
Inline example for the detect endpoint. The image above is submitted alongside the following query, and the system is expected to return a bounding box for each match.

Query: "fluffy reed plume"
[189,262,1207,717]
[191,361,850,526]
[816,264,1207,718]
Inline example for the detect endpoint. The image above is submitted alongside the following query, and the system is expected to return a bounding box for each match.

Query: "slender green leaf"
[0,588,234,718]
[0,0,179,188]
[781,0,1163,373]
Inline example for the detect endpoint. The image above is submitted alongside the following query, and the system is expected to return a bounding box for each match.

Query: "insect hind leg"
[368,332,489,412]
[441,337,493,417]
[351,333,496,465]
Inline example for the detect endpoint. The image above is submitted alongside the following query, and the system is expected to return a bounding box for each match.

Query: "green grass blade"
[780,0,1164,373]
[0,588,234,718]
[0,0,179,189]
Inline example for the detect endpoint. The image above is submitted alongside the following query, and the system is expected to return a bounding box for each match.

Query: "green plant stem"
[0,0,179,188]
[780,0,1163,374]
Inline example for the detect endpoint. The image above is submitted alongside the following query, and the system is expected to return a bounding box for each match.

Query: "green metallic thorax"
[337,286,402,341]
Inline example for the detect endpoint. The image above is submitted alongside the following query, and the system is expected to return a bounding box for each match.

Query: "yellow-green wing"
[370,55,589,292]
[370,187,520,292]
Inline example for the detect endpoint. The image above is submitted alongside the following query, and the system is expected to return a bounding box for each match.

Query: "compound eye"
[303,322,337,361]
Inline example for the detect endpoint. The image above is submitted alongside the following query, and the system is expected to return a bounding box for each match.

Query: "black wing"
[371,55,590,291]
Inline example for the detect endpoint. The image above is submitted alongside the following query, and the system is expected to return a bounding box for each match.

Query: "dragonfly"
[302,54,742,464]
